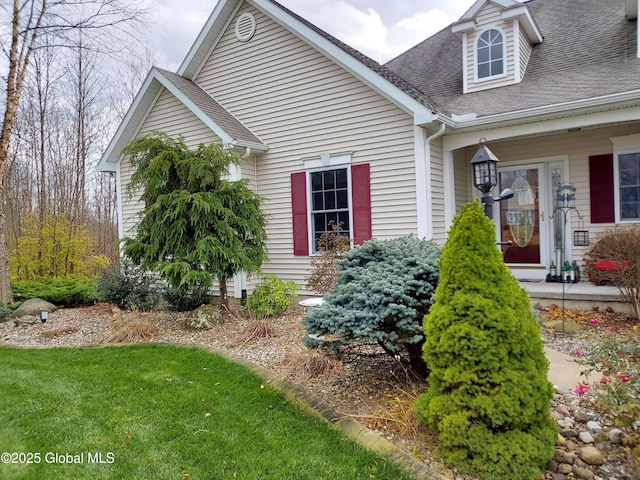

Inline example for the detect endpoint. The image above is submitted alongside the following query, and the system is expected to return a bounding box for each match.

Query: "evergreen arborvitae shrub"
[415,202,556,480]
[302,236,440,376]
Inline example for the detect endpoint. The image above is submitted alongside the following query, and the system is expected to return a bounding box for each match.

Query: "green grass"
[0,344,414,479]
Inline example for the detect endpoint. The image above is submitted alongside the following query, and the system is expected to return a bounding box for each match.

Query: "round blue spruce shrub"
[415,201,556,480]
[302,235,440,376]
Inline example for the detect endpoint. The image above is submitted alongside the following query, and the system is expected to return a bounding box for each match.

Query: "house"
[98,0,640,299]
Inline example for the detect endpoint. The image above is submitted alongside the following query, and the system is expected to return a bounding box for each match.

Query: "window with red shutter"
[589,154,615,223]
[291,172,309,255]
[290,163,372,256]
[351,163,371,245]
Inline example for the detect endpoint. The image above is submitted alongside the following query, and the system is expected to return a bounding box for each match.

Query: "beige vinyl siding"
[119,159,143,239]
[518,26,533,80]
[465,3,517,93]
[452,146,475,213]
[240,156,262,292]
[195,4,418,291]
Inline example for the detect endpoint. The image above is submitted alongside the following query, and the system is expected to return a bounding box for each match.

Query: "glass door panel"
[499,167,541,264]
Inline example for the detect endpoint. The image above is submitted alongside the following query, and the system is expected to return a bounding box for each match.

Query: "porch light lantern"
[471,138,499,193]
[470,138,512,219]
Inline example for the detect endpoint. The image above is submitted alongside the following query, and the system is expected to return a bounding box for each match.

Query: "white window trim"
[474,27,508,83]
[303,152,353,254]
[611,134,640,223]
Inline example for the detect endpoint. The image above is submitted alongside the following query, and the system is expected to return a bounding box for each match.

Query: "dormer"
[452,0,543,94]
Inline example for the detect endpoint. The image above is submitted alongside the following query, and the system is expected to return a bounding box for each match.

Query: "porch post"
[443,149,456,231]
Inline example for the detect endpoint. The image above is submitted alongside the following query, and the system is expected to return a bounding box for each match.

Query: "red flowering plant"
[577,325,639,428]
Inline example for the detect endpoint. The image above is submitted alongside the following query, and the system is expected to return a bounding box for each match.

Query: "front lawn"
[0,344,414,479]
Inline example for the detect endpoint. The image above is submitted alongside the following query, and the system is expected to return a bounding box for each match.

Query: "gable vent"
[235,12,256,42]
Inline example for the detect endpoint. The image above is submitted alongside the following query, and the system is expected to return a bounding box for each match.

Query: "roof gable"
[385,0,640,121]
[461,0,521,21]
[177,0,438,125]
[98,67,266,172]
[454,0,542,44]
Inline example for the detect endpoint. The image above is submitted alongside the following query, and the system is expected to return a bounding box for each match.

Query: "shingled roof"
[156,68,265,148]
[384,0,640,118]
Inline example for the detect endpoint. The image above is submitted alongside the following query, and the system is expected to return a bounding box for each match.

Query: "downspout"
[422,121,446,239]
[234,146,252,301]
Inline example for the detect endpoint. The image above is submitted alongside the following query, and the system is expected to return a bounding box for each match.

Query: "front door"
[497,165,548,266]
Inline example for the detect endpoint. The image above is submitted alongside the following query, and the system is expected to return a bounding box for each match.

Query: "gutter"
[448,90,640,131]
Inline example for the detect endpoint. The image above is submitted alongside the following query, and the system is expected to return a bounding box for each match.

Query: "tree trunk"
[377,340,429,379]
[0,0,47,303]
[0,189,14,303]
[218,276,229,311]
[405,342,429,379]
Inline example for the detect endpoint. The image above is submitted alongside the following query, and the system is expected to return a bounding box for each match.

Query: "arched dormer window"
[476,28,505,80]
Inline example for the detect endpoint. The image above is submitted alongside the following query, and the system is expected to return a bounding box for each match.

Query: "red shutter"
[291,172,309,255]
[589,154,615,223]
[351,163,372,245]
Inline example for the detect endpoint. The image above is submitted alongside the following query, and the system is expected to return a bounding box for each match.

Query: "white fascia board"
[97,69,162,172]
[153,69,236,145]
[178,0,241,78]
[502,6,543,44]
[626,0,638,19]
[230,140,269,152]
[251,0,437,124]
[443,92,640,151]
[451,19,476,34]
[461,0,517,21]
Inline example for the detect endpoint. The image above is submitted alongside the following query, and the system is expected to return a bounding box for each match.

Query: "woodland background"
[1,1,165,295]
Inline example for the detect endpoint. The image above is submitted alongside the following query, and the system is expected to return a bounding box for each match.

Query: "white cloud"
[283,1,391,61]
[281,1,465,63]
[385,9,459,61]
[146,0,478,66]
[149,0,214,68]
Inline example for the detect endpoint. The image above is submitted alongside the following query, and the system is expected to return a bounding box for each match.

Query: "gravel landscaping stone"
[1,302,638,480]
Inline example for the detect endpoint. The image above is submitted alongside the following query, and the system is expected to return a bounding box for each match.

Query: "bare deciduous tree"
[0,0,148,302]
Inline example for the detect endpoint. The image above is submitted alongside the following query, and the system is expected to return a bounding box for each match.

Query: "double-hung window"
[604,134,640,222]
[290,153,371,256]
[310,168,350,248]
[617,152,640,221]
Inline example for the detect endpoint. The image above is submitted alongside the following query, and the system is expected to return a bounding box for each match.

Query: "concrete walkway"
[545,346,601,389]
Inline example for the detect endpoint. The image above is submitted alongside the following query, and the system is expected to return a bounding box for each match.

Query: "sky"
[147,0,479,68]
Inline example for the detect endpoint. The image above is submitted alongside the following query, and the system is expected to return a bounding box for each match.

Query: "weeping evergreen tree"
[415,201,556,480]
[121,132,268,310]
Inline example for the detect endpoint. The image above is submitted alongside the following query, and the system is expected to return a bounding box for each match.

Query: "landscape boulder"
[6,299,57,320]
[188,305,223,330]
